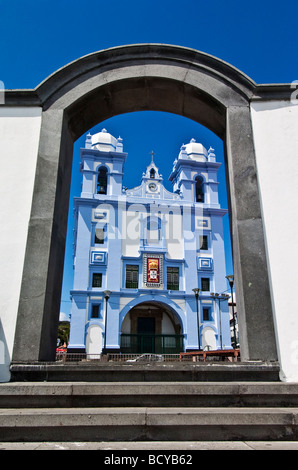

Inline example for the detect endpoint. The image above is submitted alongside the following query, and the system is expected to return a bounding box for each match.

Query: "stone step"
[0,406,298,442]
[10,361,280,382]
[1,382,298,408]
[3,441,298,450]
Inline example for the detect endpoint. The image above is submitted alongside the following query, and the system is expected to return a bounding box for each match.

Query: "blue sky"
[1,0,296,319]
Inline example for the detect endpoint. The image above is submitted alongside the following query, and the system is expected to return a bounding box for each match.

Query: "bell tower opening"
[195,175,204,203]
[97,167,108,194]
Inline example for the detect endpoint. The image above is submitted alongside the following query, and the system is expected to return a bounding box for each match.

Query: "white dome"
[184,138,208,160]
[91,128,118,152]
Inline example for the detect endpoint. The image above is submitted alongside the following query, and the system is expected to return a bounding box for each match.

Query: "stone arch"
[119,297,185,354]
[119,295,186,334]
[12,44,277,363]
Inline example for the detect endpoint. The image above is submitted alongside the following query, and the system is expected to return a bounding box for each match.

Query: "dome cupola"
[90,128,123,152]
[179,138,208,162]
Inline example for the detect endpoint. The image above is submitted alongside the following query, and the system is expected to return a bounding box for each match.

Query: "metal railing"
[55,352,181,363]
[120,333,184,355]
[55,350,240,363]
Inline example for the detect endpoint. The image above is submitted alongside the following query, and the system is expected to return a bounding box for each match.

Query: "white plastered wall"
[251,100,298,382]
[0,107,41,382]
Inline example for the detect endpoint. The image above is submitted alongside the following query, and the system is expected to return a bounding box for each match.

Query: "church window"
[146,216,161,245]
[91,304,100,318]
[167,267,179,290]
[97,167,108,194]
[199,235,208,250]
[95,228,104,244]
[92,273,102,288]
[125,265,139,289]
[203,307,211,321]
[195,176,204,203]
[201,277,210,291]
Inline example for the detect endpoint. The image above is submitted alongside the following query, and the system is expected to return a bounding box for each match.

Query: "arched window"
[146,216,161,245]
[195,176,204,203]
[150,168,156,178]
[97,167,108,194]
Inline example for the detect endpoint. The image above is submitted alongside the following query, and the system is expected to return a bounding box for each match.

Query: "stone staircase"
[1,362,298,442]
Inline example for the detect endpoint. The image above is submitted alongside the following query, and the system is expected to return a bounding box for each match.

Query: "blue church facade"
[68,129,232,356]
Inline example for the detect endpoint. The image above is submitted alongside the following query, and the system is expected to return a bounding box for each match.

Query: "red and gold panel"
[147,257,160,284]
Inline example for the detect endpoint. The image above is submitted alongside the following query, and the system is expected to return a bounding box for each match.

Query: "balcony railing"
[120,333,184,354]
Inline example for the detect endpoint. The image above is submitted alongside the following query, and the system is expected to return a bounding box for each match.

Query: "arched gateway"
[11,44,278,364]
[120,300,184,355]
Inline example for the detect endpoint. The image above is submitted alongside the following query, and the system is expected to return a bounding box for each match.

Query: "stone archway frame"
[11,44,279,363]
